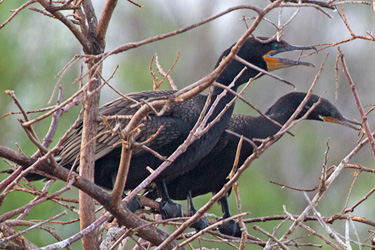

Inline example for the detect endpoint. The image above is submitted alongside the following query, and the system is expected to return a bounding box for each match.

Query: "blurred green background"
[0,1,374,249]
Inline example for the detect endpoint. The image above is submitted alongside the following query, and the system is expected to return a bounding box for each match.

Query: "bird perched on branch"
[149,92,361,236]
[29,37,316,219]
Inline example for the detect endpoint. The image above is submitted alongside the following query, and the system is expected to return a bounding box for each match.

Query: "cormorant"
[150,92,361,235]
[31,37,316,219]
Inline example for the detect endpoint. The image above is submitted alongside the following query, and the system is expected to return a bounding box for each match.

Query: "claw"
[219,219,242,237]
[160,200,183,219]
[126,197,142,213]
[190,216,209,231]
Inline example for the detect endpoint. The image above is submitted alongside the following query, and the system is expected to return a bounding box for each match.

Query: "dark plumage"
[153,92,360,235]
[29,37,316,218]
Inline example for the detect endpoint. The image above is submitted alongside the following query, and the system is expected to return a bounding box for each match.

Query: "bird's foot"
[107,197,142,224]
[159,200,183,219]
[190,215,209,231]
[126,197,142,213]
[188,207,209,231]
[218,219,242,237]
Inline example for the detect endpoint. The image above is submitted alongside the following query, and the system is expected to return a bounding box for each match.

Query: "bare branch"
[303,192,347,248]
[0,212,67,245]
[254,225,290,250]
[279,131,372,242]
[299,223,341,250]
[36,0,91,52]
[0,178,73,224]
[95,0,118,46]
[338,47,375,159]
[0,0,36,30]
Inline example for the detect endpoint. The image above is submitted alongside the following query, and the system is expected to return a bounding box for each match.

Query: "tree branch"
[36,0,91,52]
[0,146,181,249]
[338,47,375,159]
[95,0,118,45]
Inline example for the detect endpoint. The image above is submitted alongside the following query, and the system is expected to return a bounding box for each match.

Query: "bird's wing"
[98,89,175,116]
[196,131,230,167]
[58,89,189,165]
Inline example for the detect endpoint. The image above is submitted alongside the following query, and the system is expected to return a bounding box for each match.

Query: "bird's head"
[215,37,316,87]
[304,95,362,130]
[258,37,317,71]
[271,92,362,130]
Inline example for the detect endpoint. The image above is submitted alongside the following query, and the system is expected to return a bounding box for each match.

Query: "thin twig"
[0,0,36,29]
[254,225,290,250]
[22,84,88,127]
[33,85,65,159]
[303,192,347,248]
[176,212,249,249]
[154,51,180,90]
[279,132,371,241]
[343,185,375,214]
[0,211,68,244]
[338,47,375,159]
[36,0,90,52]
[0,178,73,224]
[299,223,341,250]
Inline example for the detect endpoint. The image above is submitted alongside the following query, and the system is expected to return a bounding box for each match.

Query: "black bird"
[32,37,316,219]
[150,92,360,235]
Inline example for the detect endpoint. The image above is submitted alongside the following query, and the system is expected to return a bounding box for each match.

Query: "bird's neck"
[268,113,292,125]
[213,59,259,94]
[212,83,236,96]
[213,79,241,97]
[196,85,236,130]
[207,93,235,123]
[234,114,287,141]
[266,104,304,125]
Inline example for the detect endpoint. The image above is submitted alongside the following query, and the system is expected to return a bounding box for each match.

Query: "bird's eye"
[272,43,279,50]
[331,111,336,118]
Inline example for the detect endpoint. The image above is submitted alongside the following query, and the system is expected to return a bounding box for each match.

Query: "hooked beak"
[264,44,317,71]
[321,116,362,131]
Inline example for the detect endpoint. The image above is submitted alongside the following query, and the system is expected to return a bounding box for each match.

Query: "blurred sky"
[0,0,374,248]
